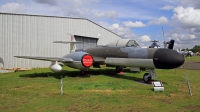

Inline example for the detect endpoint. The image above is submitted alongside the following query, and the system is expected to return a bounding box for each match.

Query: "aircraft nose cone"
[153,49,185,69]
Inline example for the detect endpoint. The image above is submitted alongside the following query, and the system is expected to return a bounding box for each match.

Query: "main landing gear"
[143,68,157,83]
[80,68,90,77]
[80,71,90,77]
[115,66,124,74]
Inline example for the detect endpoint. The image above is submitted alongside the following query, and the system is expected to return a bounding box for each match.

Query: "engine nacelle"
[50,62,62,72]
[62,52,93,70]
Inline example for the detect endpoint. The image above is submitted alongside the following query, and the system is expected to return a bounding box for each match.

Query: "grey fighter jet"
[149,40,160,48]
[15,39,184,83]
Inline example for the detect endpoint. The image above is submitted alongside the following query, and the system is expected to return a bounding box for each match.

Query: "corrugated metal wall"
[0,13,121,72]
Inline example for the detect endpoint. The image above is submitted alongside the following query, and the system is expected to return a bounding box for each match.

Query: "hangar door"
[74,35,98,49]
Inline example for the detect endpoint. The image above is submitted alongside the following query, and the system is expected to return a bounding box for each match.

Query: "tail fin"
[167,39,175,49]
[53,41,87,52]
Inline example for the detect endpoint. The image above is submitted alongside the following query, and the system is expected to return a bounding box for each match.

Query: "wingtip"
[53,41,59,43]
[14,56,24,58]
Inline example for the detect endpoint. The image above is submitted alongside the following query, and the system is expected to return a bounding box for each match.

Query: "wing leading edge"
[14,56,73,63]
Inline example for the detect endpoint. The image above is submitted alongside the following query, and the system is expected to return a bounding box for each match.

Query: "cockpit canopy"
[106,39,140,47]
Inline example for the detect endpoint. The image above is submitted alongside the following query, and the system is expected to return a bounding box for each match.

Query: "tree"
[181,49,186,51]
[190,45,200,53]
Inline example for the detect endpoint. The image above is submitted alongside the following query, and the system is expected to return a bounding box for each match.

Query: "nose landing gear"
[143,69,157,84]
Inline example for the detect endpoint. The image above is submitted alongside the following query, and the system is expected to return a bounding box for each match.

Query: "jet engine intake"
[63,52,93,70]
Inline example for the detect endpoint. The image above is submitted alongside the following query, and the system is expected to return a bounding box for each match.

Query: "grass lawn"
[185,56,200,61]
[0,57,200,111]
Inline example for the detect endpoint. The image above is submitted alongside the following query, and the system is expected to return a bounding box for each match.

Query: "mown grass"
[185,56,200,61]
[1,58,200,111]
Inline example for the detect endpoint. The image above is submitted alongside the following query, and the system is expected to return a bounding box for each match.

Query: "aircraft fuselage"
[84,46,184,69]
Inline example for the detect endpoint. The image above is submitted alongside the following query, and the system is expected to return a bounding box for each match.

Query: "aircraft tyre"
[81,71,90,77]
[143,73,152,83]
[115,66,123,73]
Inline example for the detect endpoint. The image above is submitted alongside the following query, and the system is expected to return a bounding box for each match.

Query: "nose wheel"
[143,69,157,83]
[143,73,152,83]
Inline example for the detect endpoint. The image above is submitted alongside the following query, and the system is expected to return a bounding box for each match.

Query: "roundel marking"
[81,54,93,67]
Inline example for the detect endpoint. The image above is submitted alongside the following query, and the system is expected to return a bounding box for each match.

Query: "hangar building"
[0,13,121,72]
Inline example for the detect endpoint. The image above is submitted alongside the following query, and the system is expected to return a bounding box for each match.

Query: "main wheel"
[143,73,152,83]
[80,71,90,77]
[115,66,123,73]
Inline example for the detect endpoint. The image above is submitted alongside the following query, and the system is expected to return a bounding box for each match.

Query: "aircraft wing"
[14,56,73,63]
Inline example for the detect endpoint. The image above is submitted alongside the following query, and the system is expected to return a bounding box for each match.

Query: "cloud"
[166,27,200,49]
[24,2,63,16]
[171,33,196,42]
[98,22,152,47]
[191,1,200,9]
[33,0,58,6]
[180,0,200,9]
[160,5,174,10]
[61,1,117,19]
[64,8,90,18]
[65,0,99,7]
[123,21,146,27]
[170,33,197,48]
[29,1,98,18]
[147,16,168,25]
[122,17,169,28]
[140,35,151,42]
[171,6,200,28]
[112,24,119,28]
[0,3,25,13]
[99,22,135,38]
[93,10,118,19]
[194,27,200,32]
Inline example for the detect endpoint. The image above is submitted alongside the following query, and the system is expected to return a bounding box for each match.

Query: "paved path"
[179,61,200,70]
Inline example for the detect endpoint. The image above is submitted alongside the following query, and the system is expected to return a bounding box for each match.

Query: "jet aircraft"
[149,40,160,48]
[15,38,185,83]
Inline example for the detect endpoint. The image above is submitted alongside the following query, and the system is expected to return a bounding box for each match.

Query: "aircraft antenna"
[162,27,167,49]
[162,27,165,41]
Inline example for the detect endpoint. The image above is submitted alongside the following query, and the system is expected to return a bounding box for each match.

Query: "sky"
[0,0,200,49]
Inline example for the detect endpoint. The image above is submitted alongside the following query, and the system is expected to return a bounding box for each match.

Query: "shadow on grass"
[90,68,168,85]
[19,70,86,79]
[19,68,167,85]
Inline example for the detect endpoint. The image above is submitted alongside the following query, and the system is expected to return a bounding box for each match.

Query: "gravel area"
[179,61,200,70]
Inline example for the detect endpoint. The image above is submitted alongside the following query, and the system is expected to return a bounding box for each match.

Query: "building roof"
[0,12,122,38]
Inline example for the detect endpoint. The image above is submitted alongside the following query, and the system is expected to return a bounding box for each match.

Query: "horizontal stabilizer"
[14,56,73,63]
[53,41,87,44]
